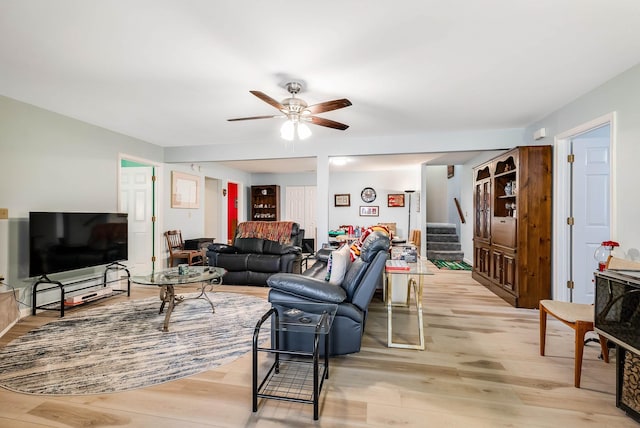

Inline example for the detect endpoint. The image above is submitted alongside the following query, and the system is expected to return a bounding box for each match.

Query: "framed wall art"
[171,171,200,209]
[387,193,405,207]
[447,165,455,178]
[334,193,351,207]
[359,205,379,217]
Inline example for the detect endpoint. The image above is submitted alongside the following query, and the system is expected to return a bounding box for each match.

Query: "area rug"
[0,292,270,395]
[429,259,473,270]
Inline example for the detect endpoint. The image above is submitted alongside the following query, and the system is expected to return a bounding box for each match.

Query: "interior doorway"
[204,177,221,242]
[553,113,615,303]
[119,156,161,275]
[227,182,238,244]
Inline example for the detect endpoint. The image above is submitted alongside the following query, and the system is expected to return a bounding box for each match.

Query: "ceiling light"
[280,120,295,141]
[297,123,312,140]
[331,157,350,166]
[280,120,312,141]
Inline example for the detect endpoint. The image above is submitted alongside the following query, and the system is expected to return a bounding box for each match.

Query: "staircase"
[426,223,464,261]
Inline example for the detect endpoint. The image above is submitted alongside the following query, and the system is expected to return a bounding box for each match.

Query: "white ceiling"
[2,1,640,169]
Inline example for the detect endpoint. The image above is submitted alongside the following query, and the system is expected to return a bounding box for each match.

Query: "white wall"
[523,63,640,261]
[425,166,448,223]
[328,169,421,241]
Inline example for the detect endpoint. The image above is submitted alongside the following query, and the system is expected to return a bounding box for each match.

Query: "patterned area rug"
[429,259,473,270]
[0,292,270,395]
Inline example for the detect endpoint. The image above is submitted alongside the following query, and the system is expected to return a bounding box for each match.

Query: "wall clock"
[361,187,377,203]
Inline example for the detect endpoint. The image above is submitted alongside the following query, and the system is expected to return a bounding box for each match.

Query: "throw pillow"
[326,244,351,285]
[349,224,390,261]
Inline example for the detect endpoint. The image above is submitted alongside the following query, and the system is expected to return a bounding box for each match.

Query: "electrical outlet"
[0,208,8,219]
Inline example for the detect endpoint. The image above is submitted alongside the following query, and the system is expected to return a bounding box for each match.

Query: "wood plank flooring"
[0,267,636,427]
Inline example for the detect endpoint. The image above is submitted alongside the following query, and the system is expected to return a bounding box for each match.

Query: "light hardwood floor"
[0,267,636,427]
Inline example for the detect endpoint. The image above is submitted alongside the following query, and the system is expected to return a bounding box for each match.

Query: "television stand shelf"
[32,262,131,317]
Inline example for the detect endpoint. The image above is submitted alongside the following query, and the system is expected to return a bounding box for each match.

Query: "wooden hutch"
[472,146,552,308]
[250,185,280,221]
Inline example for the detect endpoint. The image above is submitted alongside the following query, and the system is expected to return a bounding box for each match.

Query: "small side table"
[384,259,433,350]
[252,301,337,420]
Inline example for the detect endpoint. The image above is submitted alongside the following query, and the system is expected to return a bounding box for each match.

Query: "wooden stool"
[539,299,609,388]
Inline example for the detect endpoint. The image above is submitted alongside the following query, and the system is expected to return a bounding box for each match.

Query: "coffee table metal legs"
[158,280,220,332]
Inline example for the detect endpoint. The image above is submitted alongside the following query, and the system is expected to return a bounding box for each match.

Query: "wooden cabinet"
[251,185,280,221]
[472,146,552,308]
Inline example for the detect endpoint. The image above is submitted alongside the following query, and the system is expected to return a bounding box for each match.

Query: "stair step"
[427,233,459,243]
[427,250,465,262]
[427,242,461,251]
[426,222,457,235]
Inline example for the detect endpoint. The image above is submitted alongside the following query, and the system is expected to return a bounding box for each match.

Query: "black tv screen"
[29,212,128,277]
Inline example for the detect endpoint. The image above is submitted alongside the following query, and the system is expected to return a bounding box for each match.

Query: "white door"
[304,186,317,244]
[120,166,154,275]
[204,177,220,241]
[571,125,611,303]
[286,185,317,245]
[285,186,306,226]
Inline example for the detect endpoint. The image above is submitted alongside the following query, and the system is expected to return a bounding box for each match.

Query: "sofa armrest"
[267,273,346,303]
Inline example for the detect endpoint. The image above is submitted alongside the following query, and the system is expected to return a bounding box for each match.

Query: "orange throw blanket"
[237,221,295,244]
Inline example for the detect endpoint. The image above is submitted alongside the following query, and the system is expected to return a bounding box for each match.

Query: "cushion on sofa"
[234,238,264,254]
[216,253,249,271]
[247,254,282,273]
[263,240,300,255]
[327,244,351,285]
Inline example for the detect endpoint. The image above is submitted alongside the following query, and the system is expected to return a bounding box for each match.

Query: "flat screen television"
[29,212,128,277]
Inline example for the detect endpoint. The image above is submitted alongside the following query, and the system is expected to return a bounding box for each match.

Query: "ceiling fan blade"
[227,115,282,121]
[250,90,285,111]
[306,116,349,130]
[305,98,352,114]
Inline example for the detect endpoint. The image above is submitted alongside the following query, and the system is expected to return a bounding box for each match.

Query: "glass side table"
[252,301,338,421]
[384,258,433,350]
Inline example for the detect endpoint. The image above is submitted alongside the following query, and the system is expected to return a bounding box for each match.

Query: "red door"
[227,182,238,244]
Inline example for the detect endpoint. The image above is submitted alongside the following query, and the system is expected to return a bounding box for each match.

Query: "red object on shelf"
[385,260,410,271]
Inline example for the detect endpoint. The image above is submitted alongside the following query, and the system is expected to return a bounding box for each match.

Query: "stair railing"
[454,198,466,224]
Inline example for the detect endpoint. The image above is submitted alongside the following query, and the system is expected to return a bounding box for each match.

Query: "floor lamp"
[405,190,415,240]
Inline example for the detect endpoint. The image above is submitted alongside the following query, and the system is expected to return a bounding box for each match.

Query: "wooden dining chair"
[164,230,205,267]
[539,299,609,388]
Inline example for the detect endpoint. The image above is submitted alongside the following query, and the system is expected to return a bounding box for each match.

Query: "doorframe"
[552,112,617,301]
[117,153,164,272]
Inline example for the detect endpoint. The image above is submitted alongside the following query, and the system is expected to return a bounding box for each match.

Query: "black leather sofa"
[267,230,390,356]
[206,221,303,285]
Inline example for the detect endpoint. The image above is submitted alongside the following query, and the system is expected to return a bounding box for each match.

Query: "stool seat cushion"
[540,300,594,323]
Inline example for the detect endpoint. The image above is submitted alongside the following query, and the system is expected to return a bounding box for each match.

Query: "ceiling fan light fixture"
[297,122,312,140]
[280,120,295,141]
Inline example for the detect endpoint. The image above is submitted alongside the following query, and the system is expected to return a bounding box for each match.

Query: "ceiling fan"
[227,82,352,140]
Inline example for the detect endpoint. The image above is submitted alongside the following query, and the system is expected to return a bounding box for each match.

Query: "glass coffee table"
[131,266,226,332]
[252,301,338,421]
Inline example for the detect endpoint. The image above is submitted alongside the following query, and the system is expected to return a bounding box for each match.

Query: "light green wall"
[0,95,164,296]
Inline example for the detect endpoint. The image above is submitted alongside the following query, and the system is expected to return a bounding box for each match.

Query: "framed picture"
[171,171,200,209]
[334,194,351,207]
[447,165,455,178]
[387,193,405,207]
[359,205,379,217]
